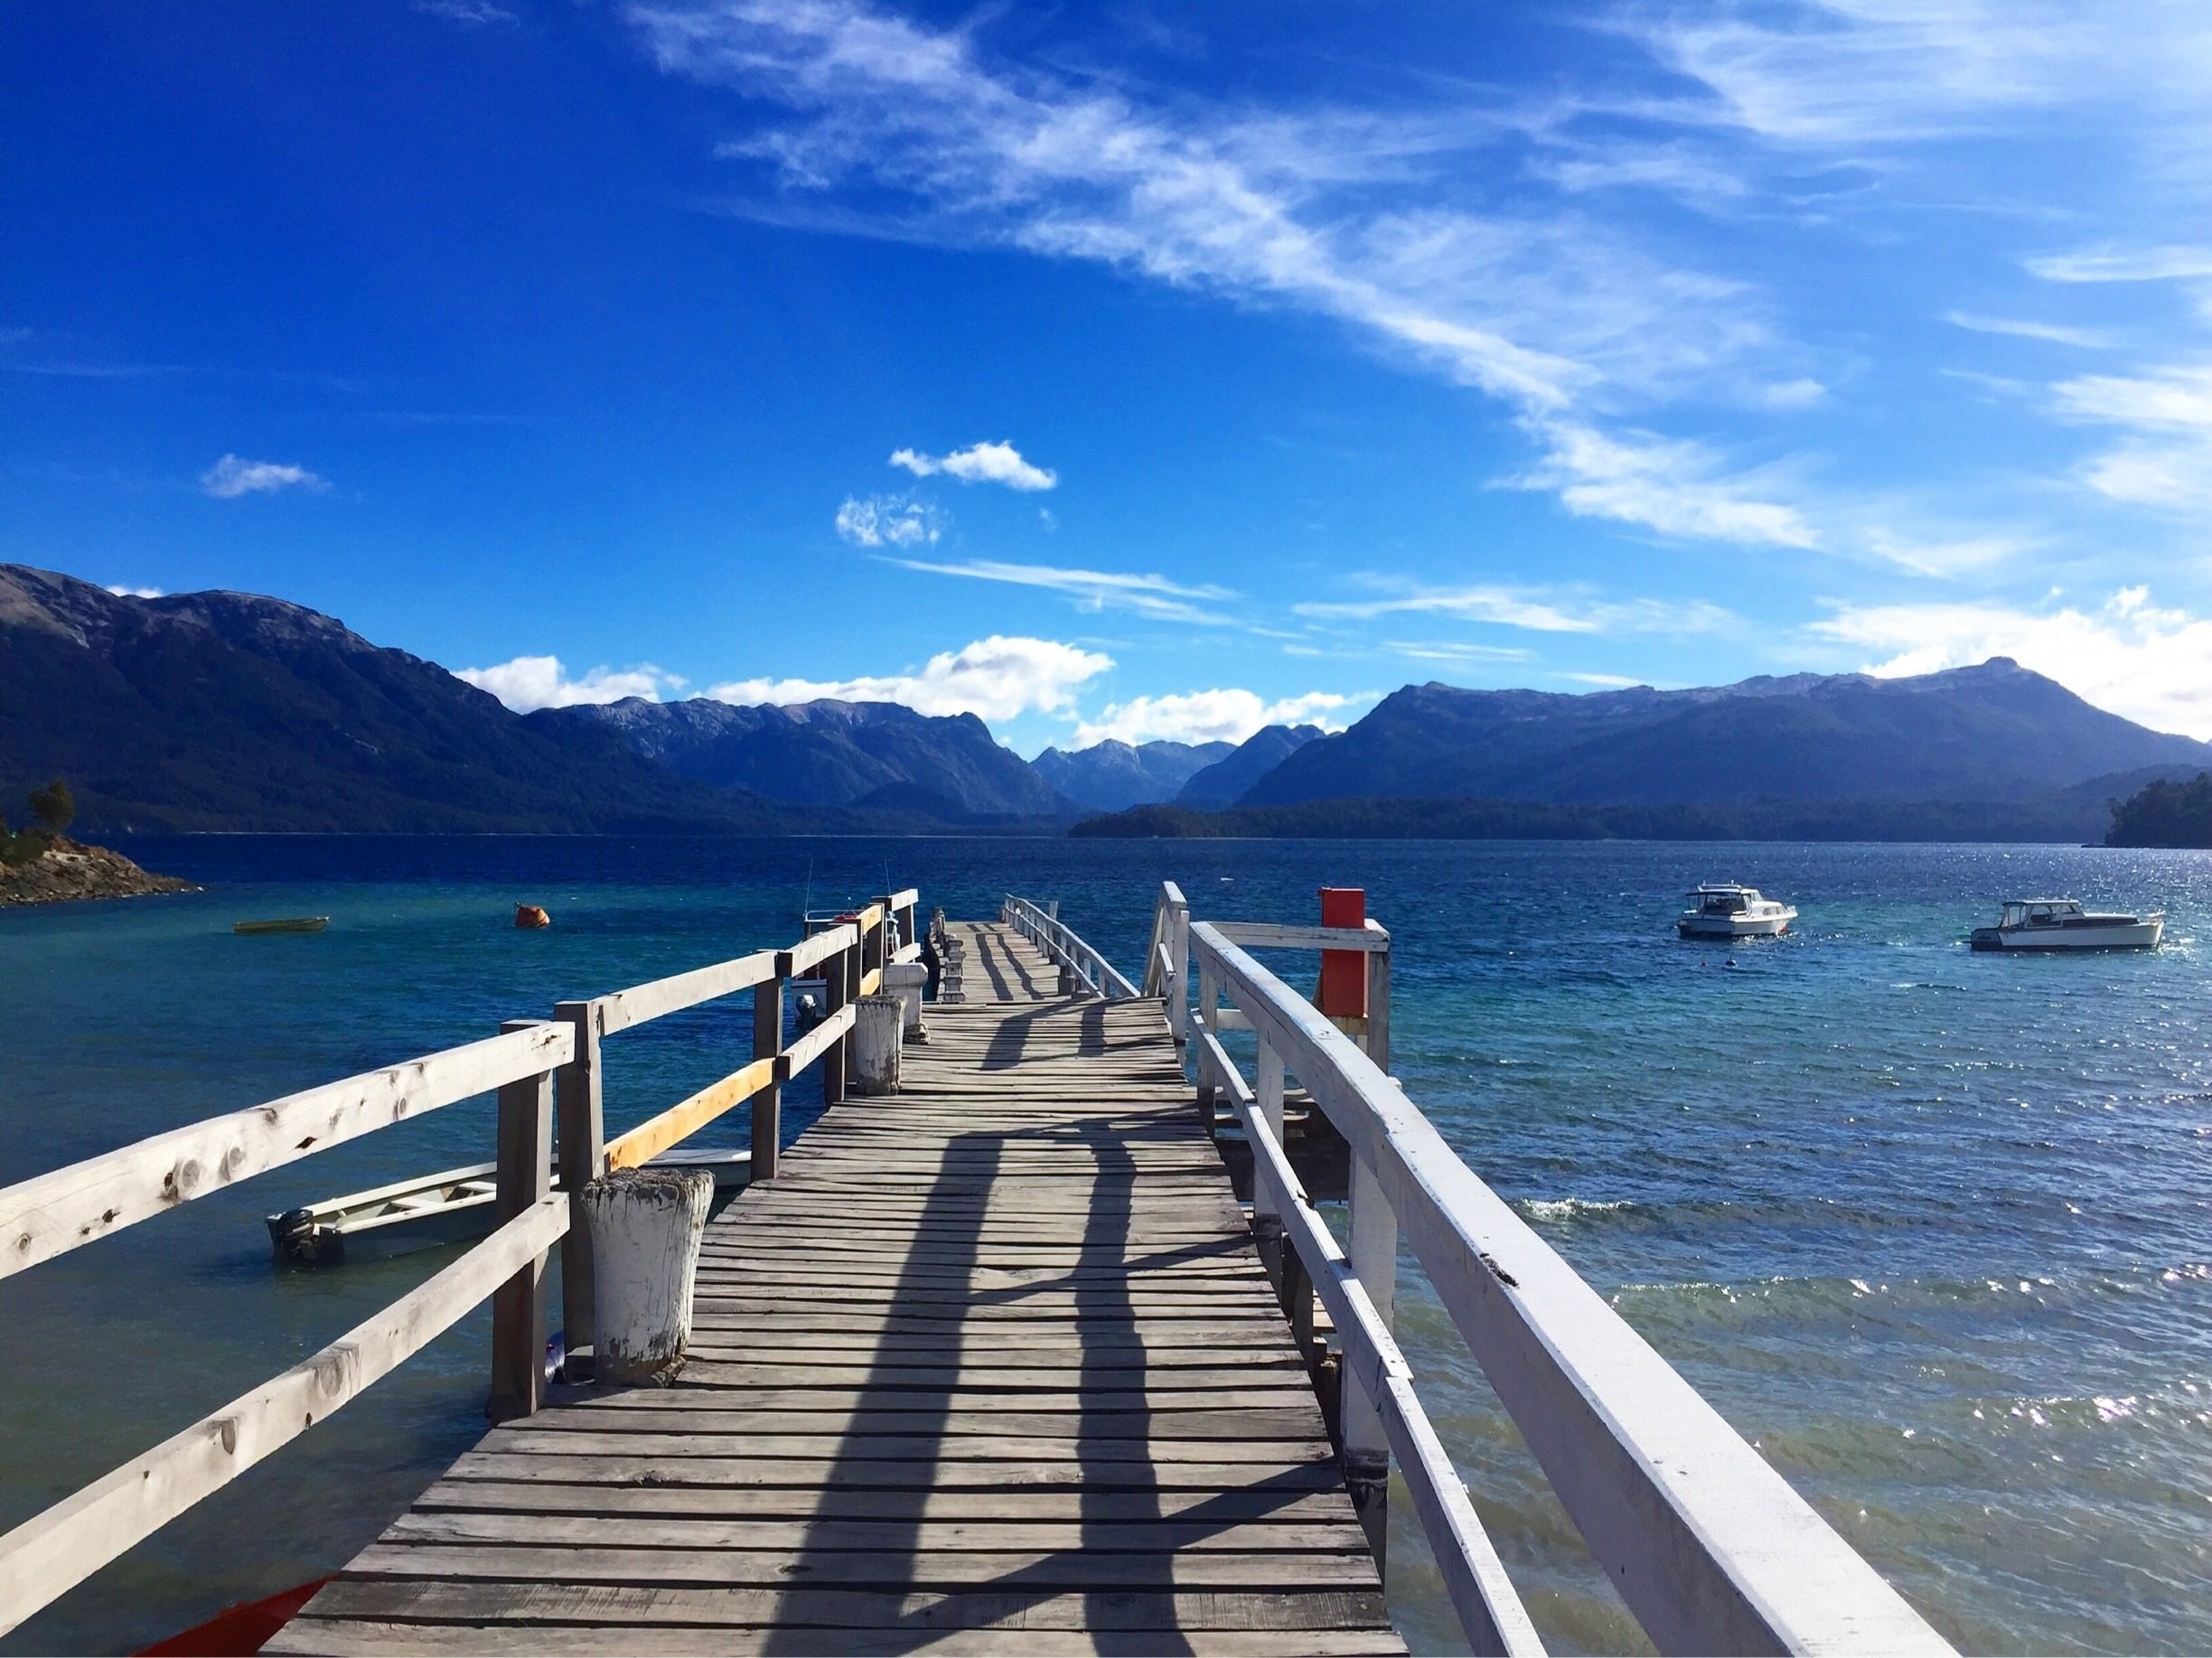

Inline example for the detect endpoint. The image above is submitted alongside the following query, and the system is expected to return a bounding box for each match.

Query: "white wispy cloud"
[416,0,519,23]
[1946,311,2118,349]
[2027,245,2212,284]
[457,655,683,713]
[890,556,1232,623]
[889,440,1057,490]
[201,454,328,499]
[1622,2,2212,150]
[1510,419,1820,549]
[1385,640,1536,664]
[105,584,164,599]
[1073,688,1362,747]
[1298,581,1737,635]
[2049,359,2212,509]
[1811,586,2212,737]
[835,494,940,547]
[710,634,1110,720]
[627,0,1811,548]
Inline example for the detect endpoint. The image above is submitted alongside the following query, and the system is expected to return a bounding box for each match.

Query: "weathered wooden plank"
[340,1541,1382,1589]
[413,1483,1360,1524]
[386,1511,1371,1553]
[776,999,855,1082]
[596,951,776,1037]
[478,1429,1334,1464]
[284,1579,1391,1635]
[268,1616,1408,1654]
[441,1452,1346,1492]
[0,1022,571,1279]
[604,1055,775,1173]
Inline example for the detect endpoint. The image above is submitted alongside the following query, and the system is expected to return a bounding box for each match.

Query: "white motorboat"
[1677,883,1797,939]
[1970,898,2163,952]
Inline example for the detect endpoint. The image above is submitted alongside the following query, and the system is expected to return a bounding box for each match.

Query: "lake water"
[2,836,2207,1654]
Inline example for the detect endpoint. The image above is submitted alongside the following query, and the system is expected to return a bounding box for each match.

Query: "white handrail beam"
[1188,922,1949,1656]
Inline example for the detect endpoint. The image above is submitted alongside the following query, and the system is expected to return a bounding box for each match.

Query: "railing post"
[1344,1148,1400,1567]
[1167,892,1190,1044]
[1366,925,1392,1072]
[489,1019,555,1424]
[822,931,849,1107]
[1196,960,1221,1136]
[753,970,783,1181]
[1252,1034,1286,1286]
[552,998,605,1379]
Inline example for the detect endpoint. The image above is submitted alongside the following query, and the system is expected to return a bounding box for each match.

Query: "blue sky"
[6,2,2211,752]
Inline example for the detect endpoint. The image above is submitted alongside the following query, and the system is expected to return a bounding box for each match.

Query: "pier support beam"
[552,998,605,1379]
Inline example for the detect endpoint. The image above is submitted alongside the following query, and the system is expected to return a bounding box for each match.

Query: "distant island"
[2104,772,2212,848]
[1,777,193,907]
[9,560,2212,843]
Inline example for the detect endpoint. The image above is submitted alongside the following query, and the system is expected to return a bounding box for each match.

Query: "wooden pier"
[0,887,1954,1656]
[268,923,1399,1654]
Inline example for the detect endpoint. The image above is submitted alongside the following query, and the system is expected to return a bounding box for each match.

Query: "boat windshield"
[1692,890,1748,913]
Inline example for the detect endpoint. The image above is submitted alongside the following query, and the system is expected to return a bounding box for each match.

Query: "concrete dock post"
[578,1166,714,1386]
[853,993,904,1093]
[883,960,928,1039]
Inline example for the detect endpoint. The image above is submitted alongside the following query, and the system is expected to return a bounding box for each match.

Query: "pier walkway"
[269,923,1401,1654]
[1,890,1954,1656]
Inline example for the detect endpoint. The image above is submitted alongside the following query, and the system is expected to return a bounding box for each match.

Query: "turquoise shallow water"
[2,836,2208,1653]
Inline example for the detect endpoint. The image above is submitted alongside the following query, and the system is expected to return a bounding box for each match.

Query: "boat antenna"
[803,857,814,922]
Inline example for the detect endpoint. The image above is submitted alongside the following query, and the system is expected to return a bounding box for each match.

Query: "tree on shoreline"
[2105,772,2212,848]
[29,778,74,837]
[2,777,78,865]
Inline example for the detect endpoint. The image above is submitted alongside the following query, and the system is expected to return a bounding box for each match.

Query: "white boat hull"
[1971,916,2163,951]
[1678,913,1794,939]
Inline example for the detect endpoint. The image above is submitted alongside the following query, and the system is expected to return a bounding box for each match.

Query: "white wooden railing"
[1001,893,1141,999]
[0,887,920,1638]
[1157,882,1951,1658]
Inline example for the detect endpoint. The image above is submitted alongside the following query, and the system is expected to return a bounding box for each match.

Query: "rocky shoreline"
[0,838,197,906]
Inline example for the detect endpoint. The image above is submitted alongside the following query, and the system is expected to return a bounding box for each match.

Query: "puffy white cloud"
[891,557,1231,623]
[456,655,680,713]
[201,454,328,499]
[1073,688,1361,747]
[710,635,1111,721]
[889,441,1057,491]
[1811,587,2212,737]
[835,494,940,547]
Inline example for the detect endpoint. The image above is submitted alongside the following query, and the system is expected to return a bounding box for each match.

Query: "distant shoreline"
[0,838,197,907]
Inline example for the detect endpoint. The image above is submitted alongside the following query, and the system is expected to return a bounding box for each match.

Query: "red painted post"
[1317,887,1367,1019]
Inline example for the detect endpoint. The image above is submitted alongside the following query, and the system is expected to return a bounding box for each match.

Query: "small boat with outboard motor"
[233,915,328,935]
[1676,883,1797,939]
[1970,897,2163,952]
[265,1147,752,1268]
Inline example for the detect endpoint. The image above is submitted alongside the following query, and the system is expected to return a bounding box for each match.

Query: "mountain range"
[6,564,2205,839]
[545,697,1075,820]
[1240,666,2211,807]
[1031,739,1233,811]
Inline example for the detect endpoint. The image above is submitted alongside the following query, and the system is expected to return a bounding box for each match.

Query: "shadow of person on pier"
[760,1110,1326,1655]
